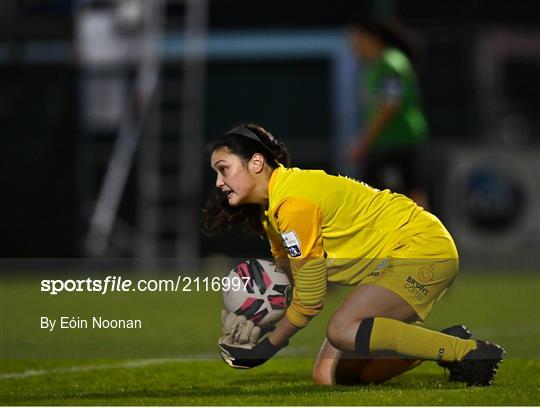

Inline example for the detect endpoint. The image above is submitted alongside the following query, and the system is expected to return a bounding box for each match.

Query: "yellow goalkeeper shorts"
[361,213,459,321]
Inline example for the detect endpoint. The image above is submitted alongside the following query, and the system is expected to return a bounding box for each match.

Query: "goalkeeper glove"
[221,310,261,345]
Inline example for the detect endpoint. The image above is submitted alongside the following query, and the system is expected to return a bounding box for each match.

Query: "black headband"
[225,126,276,158]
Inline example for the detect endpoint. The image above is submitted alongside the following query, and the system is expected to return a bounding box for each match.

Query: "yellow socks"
[355,317,477,362]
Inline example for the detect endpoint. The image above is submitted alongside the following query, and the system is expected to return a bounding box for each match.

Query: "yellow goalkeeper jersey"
[261,165,457,328]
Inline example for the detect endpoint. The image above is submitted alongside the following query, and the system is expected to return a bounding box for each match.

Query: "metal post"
[177,0,209,266]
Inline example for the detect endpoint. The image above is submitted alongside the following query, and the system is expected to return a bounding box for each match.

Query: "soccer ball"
[223,259,291,328]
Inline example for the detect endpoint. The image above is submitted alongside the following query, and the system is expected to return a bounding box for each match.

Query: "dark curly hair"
[202,123,290,238]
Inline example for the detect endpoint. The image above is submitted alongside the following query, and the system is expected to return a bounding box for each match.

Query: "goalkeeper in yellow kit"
[203,123,504,386]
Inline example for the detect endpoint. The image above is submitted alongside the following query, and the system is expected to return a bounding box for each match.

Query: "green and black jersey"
[361,47,428,149]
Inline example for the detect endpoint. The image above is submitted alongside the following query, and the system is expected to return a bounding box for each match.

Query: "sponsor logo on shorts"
[418,264,435,283]
[404,275,430,301]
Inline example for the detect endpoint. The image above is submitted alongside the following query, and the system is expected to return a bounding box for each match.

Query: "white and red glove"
[221,310,261,345]
[219,311,285,369]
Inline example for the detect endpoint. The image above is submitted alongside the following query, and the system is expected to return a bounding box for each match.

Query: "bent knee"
[325,321,343,350]
[326,316,364,350]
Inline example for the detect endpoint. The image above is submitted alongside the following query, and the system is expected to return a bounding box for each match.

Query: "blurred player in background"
[348,18,429,209]
[203,123,504,387]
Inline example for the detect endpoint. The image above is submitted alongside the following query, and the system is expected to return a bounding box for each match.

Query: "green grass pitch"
[1,271,539,405]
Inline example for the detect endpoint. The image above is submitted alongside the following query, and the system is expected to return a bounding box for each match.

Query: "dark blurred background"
[0,0,538,270]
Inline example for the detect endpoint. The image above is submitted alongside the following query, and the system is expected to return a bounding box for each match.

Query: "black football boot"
[438,325,505,386]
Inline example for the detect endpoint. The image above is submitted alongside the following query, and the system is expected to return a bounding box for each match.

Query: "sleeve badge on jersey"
[281,230,302,258]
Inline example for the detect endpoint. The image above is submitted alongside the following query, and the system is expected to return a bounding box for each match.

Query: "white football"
[223,259,291,328]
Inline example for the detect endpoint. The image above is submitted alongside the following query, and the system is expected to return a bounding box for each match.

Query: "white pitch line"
[1,347,313,380]
[0,355,209,380]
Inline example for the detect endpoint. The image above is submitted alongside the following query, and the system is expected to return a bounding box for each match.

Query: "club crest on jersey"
[281,230,301,258]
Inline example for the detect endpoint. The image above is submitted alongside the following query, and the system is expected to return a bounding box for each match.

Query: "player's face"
[211,147,258,206]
